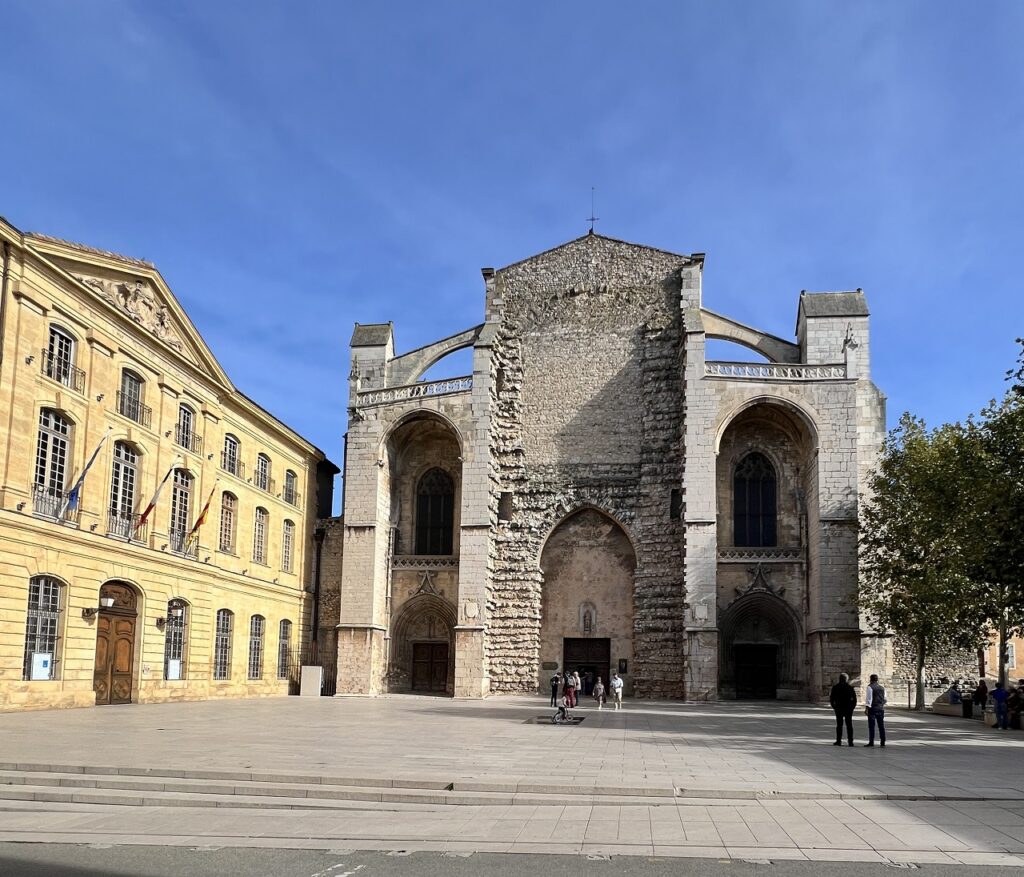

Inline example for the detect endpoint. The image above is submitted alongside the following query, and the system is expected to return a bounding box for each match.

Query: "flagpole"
[185,478,220,553]
[59,426,112,518]
[135,454,182,534]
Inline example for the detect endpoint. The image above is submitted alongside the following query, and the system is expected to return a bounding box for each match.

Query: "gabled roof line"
[495,231,699,273]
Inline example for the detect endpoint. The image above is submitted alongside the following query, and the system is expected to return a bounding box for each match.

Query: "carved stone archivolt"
[77,275,185,352]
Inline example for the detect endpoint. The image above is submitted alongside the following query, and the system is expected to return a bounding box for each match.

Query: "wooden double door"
[93,583,138,705]
[411,642,449,693]
[734,644,778,699]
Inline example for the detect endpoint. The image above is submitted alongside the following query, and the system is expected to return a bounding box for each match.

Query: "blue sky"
[3,2,1023,505]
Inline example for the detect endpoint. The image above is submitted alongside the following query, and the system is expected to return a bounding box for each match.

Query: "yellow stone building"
[0,215,336,711]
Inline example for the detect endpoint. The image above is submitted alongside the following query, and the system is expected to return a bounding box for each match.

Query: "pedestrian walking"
[864,673,887,747]
[610,671,624,710]
[973,679,989,717]
[550,668,562,707]
[593,676,606,710]
[829,672,857,746]
[991,682,1010,730]
[1009,681,1024,731]
[564,671,576,708]
[573,670,582,701]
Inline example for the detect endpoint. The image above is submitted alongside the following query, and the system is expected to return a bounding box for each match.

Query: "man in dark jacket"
[829,672,857,746]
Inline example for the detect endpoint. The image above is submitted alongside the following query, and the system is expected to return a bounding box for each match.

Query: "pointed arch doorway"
[93,581,139,705]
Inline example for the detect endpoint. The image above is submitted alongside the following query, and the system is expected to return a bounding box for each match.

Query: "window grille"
[415,468,454,555]
[163,601,187,680]
[34,409,71,517]
[248,615,265,679]
[44,327,83,391]
[175,405,201,452]
[108,442,138,537]
[253,507,268,564]
[117,370,151,427]
[277,619,292,679]
[22,576,62,680]
[733,452,778,547]
[282,520,294,572]
[169,469,192,553]
[254,453,271,491]
[219,493,237,553]
[213,609,233,679]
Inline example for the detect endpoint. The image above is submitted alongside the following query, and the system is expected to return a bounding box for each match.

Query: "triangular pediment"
[499,232,696,278]
[26,234,232,388]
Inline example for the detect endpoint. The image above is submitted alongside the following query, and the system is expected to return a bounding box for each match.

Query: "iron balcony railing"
[168,527,198,558]
[117,391,152,428]
[282,485,301,506]
[31,484,80,524]
[254,473,275,494]
[40,349,85,393]
[107,511,148,542]
[174,423,203,454]
[220,451,244,478]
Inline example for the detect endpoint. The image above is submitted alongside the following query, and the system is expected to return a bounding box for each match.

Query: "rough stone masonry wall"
[486,236,687,697]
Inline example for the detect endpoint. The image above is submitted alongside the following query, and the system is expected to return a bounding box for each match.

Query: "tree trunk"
[998,614,1008,690]
[915,633,926,711]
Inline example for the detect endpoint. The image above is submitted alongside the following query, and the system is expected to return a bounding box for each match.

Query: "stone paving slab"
[1,696,1023,865]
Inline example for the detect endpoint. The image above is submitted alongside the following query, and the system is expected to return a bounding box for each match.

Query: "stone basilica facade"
[326,233,888,701]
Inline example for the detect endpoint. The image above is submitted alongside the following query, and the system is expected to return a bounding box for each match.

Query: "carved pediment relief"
[75,275,188,355]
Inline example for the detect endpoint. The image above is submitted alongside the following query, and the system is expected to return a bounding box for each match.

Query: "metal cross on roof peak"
[587,187,599,234]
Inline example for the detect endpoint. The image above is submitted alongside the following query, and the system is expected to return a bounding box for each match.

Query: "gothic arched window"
[415,468,454,555]
[733,452,777,547]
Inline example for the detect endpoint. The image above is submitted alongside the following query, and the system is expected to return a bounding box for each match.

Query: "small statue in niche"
[583,609,593,633]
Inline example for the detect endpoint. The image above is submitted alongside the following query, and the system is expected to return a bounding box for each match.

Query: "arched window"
[281,520,295,572]
[277,619,292,679]
[219,492,237,553]
[169,469,192,553]
[222,434,240,476]
[118,369,149,427]
[255,453,272,492]
[248,615,265,679]
[108,442,139,538]
[45,326,81,391]
[213,609,233,680]
[283,469,298,505]
[23,575,64,680]
[34,409,72,517]
[733,452,777,547]
[176,404,199,452]
[163,599,188,680]
[253,507,268,564]
[415,468,454,555]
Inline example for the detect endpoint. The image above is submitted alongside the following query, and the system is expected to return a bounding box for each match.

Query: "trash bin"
[962,697,974,718]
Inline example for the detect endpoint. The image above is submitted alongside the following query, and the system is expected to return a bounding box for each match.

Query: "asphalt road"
[0,844,1004,877]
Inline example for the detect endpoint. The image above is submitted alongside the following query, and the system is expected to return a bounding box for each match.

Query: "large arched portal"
[719,589,803,700]
[539,508,636,696]
[388,593,456,694]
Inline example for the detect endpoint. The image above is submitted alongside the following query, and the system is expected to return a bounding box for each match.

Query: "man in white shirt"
[864,673,887,747]
[610,672,624,710]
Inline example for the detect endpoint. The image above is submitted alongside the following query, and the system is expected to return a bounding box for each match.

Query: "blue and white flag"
[60,426,112,517]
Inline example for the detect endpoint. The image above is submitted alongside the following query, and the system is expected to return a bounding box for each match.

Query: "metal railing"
[282,486,301,506]
[117,392,152,428]
[168,527,198,558]
[704,361,848,381]
[31,484,80,524]
[107,511,147,542]
[254,474,275,494]
[40,349,85,393]
[354,375,473,408]
[220,452,244,478]
[174,424,203,454]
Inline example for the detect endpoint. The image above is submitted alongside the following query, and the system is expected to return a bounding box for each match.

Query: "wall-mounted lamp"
[207,454,214,460]
[24,354,34,365]
[83,596,116,619]
[242,569,248,576]
[203,555,211,563]
[96,394,105,402]
[164,430,172,438]
[89,523,98,532]
[156,599,186,630]
[273,577,279,584]
[376,459,385,468]
[16,502,25,512]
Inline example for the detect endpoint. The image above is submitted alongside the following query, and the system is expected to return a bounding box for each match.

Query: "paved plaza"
[0,696,1022,867]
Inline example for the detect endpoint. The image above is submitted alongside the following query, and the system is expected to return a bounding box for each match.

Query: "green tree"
[860,414,979,710]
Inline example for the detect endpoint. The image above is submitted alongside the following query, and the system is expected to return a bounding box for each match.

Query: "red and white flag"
[135,456,181,533]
